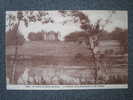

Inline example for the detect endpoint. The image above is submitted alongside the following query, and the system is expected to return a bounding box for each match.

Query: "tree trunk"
[85,36,98,84]
[89,48,97,84]
[11,21,20,84]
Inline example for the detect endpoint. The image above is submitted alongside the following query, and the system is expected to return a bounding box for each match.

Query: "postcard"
[5,10,128,90]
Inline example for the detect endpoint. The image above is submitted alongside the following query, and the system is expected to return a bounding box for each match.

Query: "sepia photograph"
[5,10,128,90]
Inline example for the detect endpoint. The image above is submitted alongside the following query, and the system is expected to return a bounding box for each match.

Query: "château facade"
[28,31,60,41]
[43,31,59,41]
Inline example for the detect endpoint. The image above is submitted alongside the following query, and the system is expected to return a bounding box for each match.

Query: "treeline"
[98,27,128,41]
[6,27,59,46]
[64,27,128,53]
[99,27,128,53]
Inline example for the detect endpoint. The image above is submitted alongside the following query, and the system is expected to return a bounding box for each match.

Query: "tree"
[6,11,53,84]
[64,12,102,84]
[110,27,128,53]
[28,32,37,41]
[64,31,88,42]
[6,24,25,46]
[6,11,24,84]
[120,29,128,53]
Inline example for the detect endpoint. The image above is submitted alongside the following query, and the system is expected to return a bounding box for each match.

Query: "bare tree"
[64,11,116,83]
[10,11,23,84]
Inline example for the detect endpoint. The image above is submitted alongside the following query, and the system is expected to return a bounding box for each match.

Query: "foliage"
[28,31,44,41]
[110,27,128,53]
[64,12,101,47]
[6,24,25,46]
[64,31,89,42]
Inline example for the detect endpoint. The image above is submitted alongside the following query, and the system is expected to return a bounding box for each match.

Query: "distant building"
[43,31,59,41]
[28,31,60,41]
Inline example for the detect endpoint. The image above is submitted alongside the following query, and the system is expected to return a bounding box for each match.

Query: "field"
[6,41,128,85]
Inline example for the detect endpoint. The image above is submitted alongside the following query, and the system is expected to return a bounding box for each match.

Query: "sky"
[83,10,128,31]
[6,10,128,40]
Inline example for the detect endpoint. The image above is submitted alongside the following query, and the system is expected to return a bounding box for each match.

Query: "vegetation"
[28,31,44,41]
[6,24,25,46]
[110,27,128,53]
[6,11,128,85]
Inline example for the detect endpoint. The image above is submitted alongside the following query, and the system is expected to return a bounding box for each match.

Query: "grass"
[6,41,128,85]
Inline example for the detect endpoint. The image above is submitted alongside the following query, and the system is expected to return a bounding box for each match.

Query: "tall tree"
[64,11,102,83]
[8,11,24,84]
[64,11,116,83]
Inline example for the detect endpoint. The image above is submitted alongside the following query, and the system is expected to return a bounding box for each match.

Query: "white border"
[7,84,128,90]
